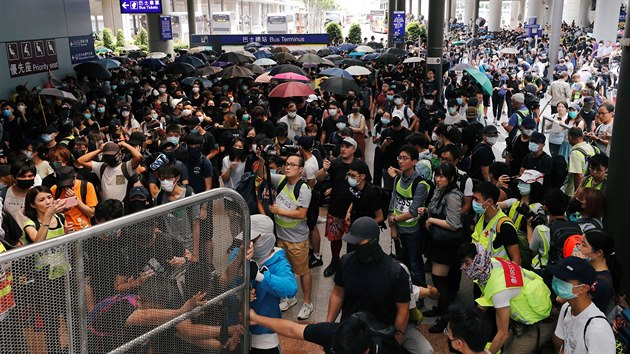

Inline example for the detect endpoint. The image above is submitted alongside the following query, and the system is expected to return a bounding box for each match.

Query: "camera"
[515,204,546,228]
[261,144,299,159]
[322,143,339,159]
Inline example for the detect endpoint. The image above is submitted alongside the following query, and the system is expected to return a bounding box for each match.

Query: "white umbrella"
[255,72,272,83]
[122,44,140,51]
[355,45,375,53]
[500,47,519,55]
[403,57,425,64]
[345,65,372,76]
[147,51,167,59]
[234,50,256,59]
[253,58,277,66]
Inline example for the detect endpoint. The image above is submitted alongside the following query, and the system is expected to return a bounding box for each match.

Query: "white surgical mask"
[336,122,346,130]
[158,88,167,94]
[394,98,402,105]
[192,87,200,93]
[328,108,338,116]
[182,109,192,116]
[287,111,297,118]
[121,111,130,118]
[161,179,176,192]
[424,99,434,106]
[485,136,498,145]
[431,132,439,141]
[522,129,534,136]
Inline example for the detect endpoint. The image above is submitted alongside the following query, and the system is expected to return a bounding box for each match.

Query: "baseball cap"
[518,169,544,185]
[250,214,274,241]
[185,133,204,145]
[296,135,314,150]
[55,166,76,188]
[342,137,358,148]
[569,103,581,111]
[482,125,498,135]
[547,256,597,286]
[521,117,536,129]
[466,107,478,119]
[101,142,120,156]
[342,217,381,244]
[128,132,146,146]
[128,186,150,201]
[530,132,546,144]
[512,93,525,104]
[0,165,10,178]
[306,94,319,103]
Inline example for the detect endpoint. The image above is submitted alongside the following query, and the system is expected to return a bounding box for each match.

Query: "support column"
[488,0,502,31]
[388,0,397,47]
[445,0,452,27]
[102,0,124,32]
[547,0,562,80]
[451,0,457,19]
[187,0,196,40]
[593,0,622,42]
[464,0,476,29]
[148,0,173,54]
[418,0,422,19]
[427,0,445,102]
[519,0,526,24]
[526,0,542,21]
[396,0,406,48]
[510,0,520,28]
[577,0,591,28]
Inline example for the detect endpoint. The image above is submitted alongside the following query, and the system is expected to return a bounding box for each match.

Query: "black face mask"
[128,200,148,213]
[103,155,121,167]
[188,147,202,159]
[355,238,384,265]
[72,149,86,159]
[16,178,34,190]
[246,136,255,144]
[447,337,462,354]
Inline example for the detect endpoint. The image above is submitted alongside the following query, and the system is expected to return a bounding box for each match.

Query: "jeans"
[549,143,561,158]
[399,230,426,287]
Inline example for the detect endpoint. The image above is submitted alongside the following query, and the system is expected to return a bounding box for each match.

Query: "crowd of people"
[0,21,624,354]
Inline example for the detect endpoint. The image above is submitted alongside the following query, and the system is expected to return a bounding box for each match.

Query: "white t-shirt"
[92,161,137,201]
[554,302,615,354]
[444,113,466,126]
[302,155,319,182]
[278,115,306,141]
[221,156,246,189]
[491,287,521,308]
[594,121,613,156]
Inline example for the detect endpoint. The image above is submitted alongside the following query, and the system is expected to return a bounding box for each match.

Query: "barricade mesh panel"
[0,189,249,354]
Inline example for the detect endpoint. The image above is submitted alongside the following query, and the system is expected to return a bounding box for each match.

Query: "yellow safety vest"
[584,176,605,191]
[531,225,550,270]
[393,176,430,228]
[0,244,15,321]
[472,210,514,259]
[274,177,306,229]
[476,258,552,325]
[507,201,541,231]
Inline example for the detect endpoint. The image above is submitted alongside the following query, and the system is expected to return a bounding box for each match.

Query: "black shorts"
[483,94,490,107]
[306,190,320,231]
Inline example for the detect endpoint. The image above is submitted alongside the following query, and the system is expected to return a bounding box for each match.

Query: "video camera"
[261,144,300,159]
[322,143,339,159]
[516,204,546,228]
[523,91,540,111]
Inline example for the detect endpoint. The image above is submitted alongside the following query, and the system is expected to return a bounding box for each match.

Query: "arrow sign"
[122,1,129,9]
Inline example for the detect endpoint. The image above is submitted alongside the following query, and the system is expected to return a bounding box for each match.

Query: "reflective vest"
[274,176,306,229]
[507,201,541,231]
[476,258,552,325]
[584,176,606,191]
[531,225,550,270]
[472,210,514,259]
[0,244,15,321]
[394,175,430,228]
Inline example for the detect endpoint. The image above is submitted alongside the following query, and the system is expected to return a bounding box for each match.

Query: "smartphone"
[61,196,78,208]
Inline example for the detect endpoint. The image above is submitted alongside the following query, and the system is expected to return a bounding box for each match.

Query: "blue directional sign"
[160,16,172,40]
[120,0,162,14]
[191,34,330,46]
[393,11,405,45]
[68,35,97,64]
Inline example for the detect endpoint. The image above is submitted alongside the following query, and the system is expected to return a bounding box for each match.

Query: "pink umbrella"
[268,82,315,98]
[273,72,310,82]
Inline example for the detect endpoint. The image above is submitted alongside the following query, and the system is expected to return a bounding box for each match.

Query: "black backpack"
[548,219,583,265]
[276,177,319,224]
[372,185,392,230]
[547,155,568,189]
[54,179,89,203]
[235,172,259,216]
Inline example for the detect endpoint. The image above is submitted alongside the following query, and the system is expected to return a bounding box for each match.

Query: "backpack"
[390,105,414,126]
[99,162,134,199]
[561,305,608,353]
[235,172,259,216]
[276,176,319,225]
[613,308,630,353]
[156,185,194,205]
[360,87,372,110]
[54,179,88,203]
[372,185,393,230]
[547,155,568,189]
[573,146,600,172]
[548,219,583,265]
[88,294,139,337]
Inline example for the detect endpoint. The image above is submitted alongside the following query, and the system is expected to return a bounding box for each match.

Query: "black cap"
[0,165,10,177]
[56,166,76,188]
[185,133,204,145]
[128,132,146,146]
[482,125,498,135]
[521,117,536,129]
[547,256,597,286]
[530,132,546,144]
[342,217,381,244]
[349,159,371,181]
[159,140,176,150]
[296,135,314,150]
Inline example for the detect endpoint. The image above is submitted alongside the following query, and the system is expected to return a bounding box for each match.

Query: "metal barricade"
[0,188,250,354]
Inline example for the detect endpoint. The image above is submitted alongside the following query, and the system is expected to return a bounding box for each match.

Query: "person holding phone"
[50,166,98,231]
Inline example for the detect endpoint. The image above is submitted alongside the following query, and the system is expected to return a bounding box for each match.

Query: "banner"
[69,35,98,64]
[393,11,405,45]
[160,16,173,40]
[191,33,330,46]
[6,38,59,78]
[120,0,162,14]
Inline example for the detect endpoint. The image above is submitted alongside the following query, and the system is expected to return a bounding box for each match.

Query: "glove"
[250,261,268,282]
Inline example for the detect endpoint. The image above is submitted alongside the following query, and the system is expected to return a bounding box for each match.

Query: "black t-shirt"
[521,151,553,176]
[581,109,597,131]
[303,322,338,354]
[380,127,409,169]
[461,123,483,157]
[328,158,353,217]
[469,143,495,181]
[322,115,342,143]
[507,136,531,176]
[334,253,410,325]
[118,233,175,279]
[253,119,276,140]
[487,216,519,251]
[349,184,381,222]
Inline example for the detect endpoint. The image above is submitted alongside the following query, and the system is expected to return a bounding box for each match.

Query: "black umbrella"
[367,41,384,49]
[291,50,307,56]
[74,62,112,79]
[319,76,361,96]
[219,65,255,79]
[341,58,365,67]
[244,63,264,75]
[195,66,223,76]
[217,52,252,65]
[271,46,290,54]
[164,62,197,75]
[316,48,332,57]
[466,38,482,47]
[127,50,146,59]
[383,47,407,58]
[244,42,262,49]
[375,53,399,65]
[268,64,307,76]
[273,52,296,63]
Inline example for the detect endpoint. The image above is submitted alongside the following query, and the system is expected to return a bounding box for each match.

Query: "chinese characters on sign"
[69,35,98,64]
[120,0,162,14]
[191,34,330,46]
[393,11,405,45]
[160,16,173,40]
[6,38,59,78]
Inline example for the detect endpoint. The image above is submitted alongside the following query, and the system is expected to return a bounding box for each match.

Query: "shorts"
[324,214,349,242]
[483,94,490,107]
[276,239,309,276]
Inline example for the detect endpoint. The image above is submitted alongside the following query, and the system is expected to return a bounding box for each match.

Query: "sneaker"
[279,297,298,312]
[297,303,314,320]
[309,254,323,268]
[317,216,327,224]
[323,260,338,277]
[428,318,448,334]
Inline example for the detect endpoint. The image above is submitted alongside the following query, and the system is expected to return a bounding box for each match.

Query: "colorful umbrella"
[464,68,492,95]
[319,68,352,79]
[273,72,310,82]
[345,66,371,76]
[268,82,315,98]
[319,76,361,95]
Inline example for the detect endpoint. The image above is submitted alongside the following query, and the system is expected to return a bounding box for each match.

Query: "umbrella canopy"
[500,47,519,55]
[327,46,341,54]
[253,50,273,59]
[338,43,357,52]
[464,68,492,95]
[362,53,380,61]
[255,72,272,83]
[449,63,475,71]
[320,59,335,67]
[253,58,277,66]
[375,53,399,65]
[273,72,310,82]
[319,68,353,79]
[354,45,375,53]
[244,42,262,49]
[273,52,296,63]
[74,62,112,79]
[217,52,252,65]
[211,61,232,68]
[366,41,384,49]
[121,44,140,51]
[219,65,255,79]
[403,57,425,64]
[319,76,361,96]
[234,50,257,60]
[164,62,196,75]
[383,47,406,57]
[95,46,113,54]
[244,63,264,75]
[147,52,167,59]
[297,53,323,64]
[341,58,364,67]
[292,50,307,56]
[323,55,344,65]
[316,48,332,57]
[269,64,307,76]
[268,82,315,98]
[452,40,466,46]
[127,50,146,59]
[193,52,213,62]
[141,58,166,70]
[189,46,216,54]
[345,66,371,76]
[466,38,482,47]
[40,88,78,102]
[175,56,206,68]
[195,66,222,76]
[111,56,131,63]
[181,77,212,88]
[271,46,290,54]
[98,59,121,69]
[348,52,365,58]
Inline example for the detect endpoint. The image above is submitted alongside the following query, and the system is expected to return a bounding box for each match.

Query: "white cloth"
[554,302,615,354]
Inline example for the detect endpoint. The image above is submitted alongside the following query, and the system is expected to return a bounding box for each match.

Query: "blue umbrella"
[362,53,380,61]
[253,50,272,59]
[349,52,365,58]
[244,42,263,49]
[175,56,206,68]
[327,46,340,54]
[98,59,121,69]
[140,58,166,70]
[338,43,357,52]
[319,68,352,79]
[181,76,212,88]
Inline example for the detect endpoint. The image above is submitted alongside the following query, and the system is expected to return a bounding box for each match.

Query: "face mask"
[347,177,358,187]
[485,136,498,146]
[352,107,360,113]
[97,107,105,114]
[552,276,579,300]
[528,141,539,152]
[111,85,118,90]
[3,109,11,117]
[17,104,26,113]
[16,178,34,190]
[328,108,337,116]
[233,147,244,156]
[167,137,180,145]
[121,110,130,118]
[192,87,200,93]
[336,122,346,130]
[158,88,167,94]
[88,104,96,111]
[517,182,531,196]
[287,111,297,118]
[128,200,147,213]
[568,111,578,119]
[355,238,384,265]
[381,118,390,126]
[472,200,487,215]
[522,129,534,136]
[188,146,201,157]
[229,97,234,103]
[424,99,434,106]
[151,113,159,120]
[431,132,440,142]
[447,337,463,354]
[103,155,121,167]
[456,98,463,105]
[448,107,457,115]
[394,98,402,105]
[42,134,53,143]
[269,169,276,175]
[82,112,92,120]
[386,95,394,101]
[182,109,192,116]
[161,179,176,192]
[52,161,63,170]
[24,151,33,160]
[220,102,230,108]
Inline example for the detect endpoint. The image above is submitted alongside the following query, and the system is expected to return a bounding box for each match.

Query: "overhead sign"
[160,16,173,40]
[393,11,406,45]
[6,38,59,78]
[426,57,441,64]
[191,33,330,46]
[120,0,162,14]
[69,35,98,64]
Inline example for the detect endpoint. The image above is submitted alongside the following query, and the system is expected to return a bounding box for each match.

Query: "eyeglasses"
[397,155,411,161]
[597,111,610,115]
[285,163,302,168]
[346,173,359,178]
